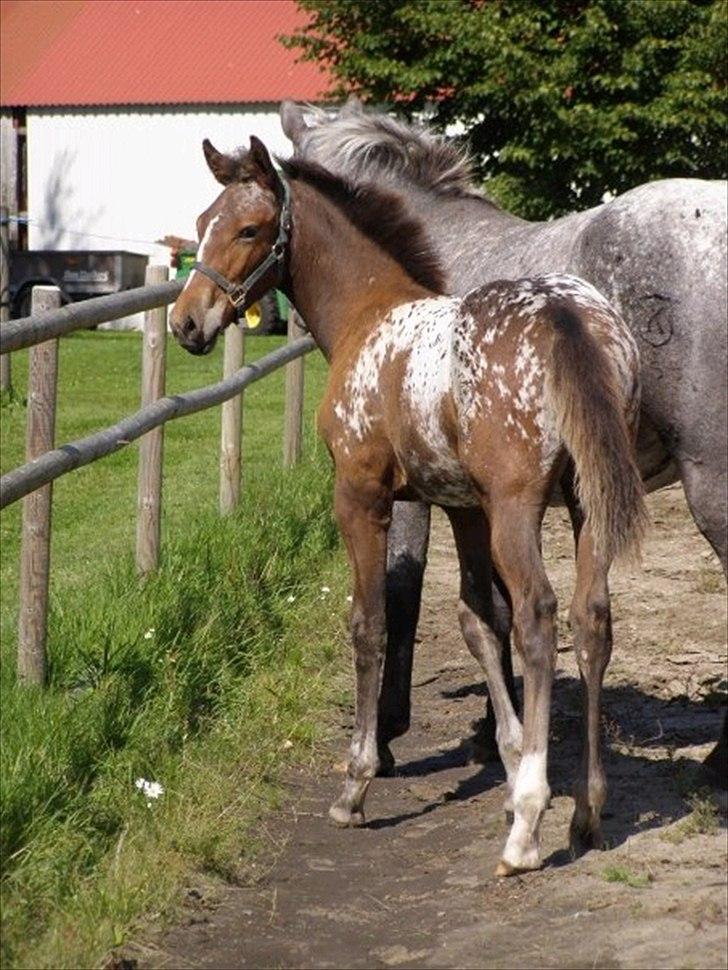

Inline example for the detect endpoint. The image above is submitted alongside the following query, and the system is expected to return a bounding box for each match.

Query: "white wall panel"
[27,105,294,261]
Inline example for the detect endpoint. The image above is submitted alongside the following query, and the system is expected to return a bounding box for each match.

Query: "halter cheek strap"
[193,176,292,313]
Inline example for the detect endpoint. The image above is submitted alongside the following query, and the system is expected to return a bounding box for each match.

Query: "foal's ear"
[203,139,240,186]
[280,101,307,143]
[248,135,282,195]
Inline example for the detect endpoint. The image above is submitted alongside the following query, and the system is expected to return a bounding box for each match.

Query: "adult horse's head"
[170,136,288,355]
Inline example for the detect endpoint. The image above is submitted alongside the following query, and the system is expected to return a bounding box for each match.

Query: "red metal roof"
[0,0,330,108]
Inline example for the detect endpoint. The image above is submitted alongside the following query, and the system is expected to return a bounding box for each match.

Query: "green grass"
[0,332,349,968]
[661,790,721,844]
[601,865,651,889]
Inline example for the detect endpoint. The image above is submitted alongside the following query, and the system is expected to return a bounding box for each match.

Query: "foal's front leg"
[329,473,391,827]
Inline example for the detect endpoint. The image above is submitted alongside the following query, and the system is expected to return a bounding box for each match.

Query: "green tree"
[284,0,727,218]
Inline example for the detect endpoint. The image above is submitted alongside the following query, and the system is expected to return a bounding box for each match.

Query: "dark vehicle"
[9,250,149,317]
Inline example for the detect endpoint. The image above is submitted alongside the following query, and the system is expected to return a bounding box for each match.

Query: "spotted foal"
[171,137,646,874]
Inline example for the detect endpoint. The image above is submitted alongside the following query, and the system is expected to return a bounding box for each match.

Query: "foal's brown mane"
[278,157,445,294]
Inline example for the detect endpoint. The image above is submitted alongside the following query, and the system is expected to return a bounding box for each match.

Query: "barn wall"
[26,104,294,261]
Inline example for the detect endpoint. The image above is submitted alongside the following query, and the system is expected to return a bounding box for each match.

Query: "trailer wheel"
[243,293,283,335]
[12,279,71,319]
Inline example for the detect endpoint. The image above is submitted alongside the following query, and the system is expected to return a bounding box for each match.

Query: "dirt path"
[149,486,726,970]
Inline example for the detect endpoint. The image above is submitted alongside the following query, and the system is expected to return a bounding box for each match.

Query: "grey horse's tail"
[547,302,647,561]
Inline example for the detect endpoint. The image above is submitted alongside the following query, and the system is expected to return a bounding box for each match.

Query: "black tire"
[243,292,282,335]
[12,279,72,319]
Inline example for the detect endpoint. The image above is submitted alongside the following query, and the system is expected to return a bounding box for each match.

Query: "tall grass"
[0,333,349,967]
[1,456,348,968]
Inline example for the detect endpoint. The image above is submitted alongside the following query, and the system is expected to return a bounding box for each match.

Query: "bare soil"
[147,485,727,970]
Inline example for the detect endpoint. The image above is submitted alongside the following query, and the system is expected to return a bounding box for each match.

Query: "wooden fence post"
[0,204,11,394]
[17,286,60,685]
[283,309,306,467]
[136,265,168,574]
[219,321,245,514]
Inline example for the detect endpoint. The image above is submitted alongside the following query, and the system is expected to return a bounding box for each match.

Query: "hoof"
[569,823,604,858]
[569,806,604,857]
[328,802,365,828]
[495,857,540,877]
[377,744,396,778]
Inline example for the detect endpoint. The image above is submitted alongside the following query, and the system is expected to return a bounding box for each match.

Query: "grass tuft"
[601,865,651,889]
[661,790,721,844]
[696,567,724,594]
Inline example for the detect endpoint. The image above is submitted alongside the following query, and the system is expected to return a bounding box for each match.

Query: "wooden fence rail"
[1,331,316,510]
[2,280,317,684]
[0,278,184,355]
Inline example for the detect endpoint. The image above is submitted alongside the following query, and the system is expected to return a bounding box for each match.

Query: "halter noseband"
[192,176,292,314]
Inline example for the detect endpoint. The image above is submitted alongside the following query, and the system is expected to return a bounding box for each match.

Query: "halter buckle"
[227,285,248,309]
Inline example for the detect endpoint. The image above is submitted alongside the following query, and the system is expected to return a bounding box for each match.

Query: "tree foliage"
[284,0,727,218]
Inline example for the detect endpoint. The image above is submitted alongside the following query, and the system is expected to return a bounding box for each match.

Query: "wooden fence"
[0,268,316,685]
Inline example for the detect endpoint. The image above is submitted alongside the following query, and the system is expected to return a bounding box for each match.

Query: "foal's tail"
[547,302,647,562]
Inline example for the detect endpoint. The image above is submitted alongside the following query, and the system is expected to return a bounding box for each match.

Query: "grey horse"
[280,99,728,781]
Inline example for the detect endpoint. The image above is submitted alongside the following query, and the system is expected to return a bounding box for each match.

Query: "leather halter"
[192,176,292,314]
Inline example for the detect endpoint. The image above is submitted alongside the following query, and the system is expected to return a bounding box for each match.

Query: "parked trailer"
[9,250,149,318]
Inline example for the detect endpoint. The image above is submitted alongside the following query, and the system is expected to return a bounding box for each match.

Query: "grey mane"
[297,104,495,203]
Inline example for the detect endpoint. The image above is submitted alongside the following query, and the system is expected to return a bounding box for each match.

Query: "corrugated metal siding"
[27,105,294,259]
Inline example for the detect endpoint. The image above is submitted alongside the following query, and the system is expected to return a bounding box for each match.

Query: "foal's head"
[170,137,284,355]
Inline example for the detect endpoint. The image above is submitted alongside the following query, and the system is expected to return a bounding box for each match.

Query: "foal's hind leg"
[446,509,523,801]
[329,474,390,827]
[562,465,612,851]
[488,498,557,875]
[568,522,612,854]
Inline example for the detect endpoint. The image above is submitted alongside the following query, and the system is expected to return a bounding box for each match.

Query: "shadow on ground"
[373,672,726,856]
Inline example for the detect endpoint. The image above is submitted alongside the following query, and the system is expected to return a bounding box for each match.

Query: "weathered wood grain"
[18,287,60,684]
[283,309,307,468]
[219,322,245,515]
[135,266,168,574]
[0,278,184,354]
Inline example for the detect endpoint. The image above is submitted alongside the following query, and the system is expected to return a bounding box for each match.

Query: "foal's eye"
[238,225,258,240]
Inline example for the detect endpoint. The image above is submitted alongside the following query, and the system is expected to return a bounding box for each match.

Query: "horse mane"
[296,104,499,206]
[278,156,446,294]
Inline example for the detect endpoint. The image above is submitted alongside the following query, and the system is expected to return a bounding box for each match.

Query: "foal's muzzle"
[174,316,217,355]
